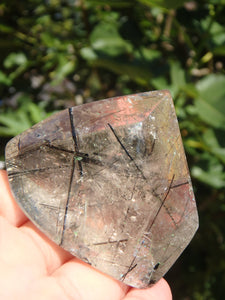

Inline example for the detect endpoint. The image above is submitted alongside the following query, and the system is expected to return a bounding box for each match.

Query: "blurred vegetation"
[0,0,225,299]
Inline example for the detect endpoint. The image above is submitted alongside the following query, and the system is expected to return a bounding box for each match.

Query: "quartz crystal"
[5,90,198,288]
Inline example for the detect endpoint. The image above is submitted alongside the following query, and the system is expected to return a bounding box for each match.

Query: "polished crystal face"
[5,90,198,288]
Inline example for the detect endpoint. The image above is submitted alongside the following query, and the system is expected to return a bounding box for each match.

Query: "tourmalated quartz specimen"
[5,90,198,288]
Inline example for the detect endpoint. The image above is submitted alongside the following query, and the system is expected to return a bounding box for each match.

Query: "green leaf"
[26,102,45,124]
[90,22,132,56]
[86,56,152,86]
[50,56,76,84]
[0,70,12,86]
[195,74,225,129]
[0,23,14,33]
[0,96,54,137]
[80,47,98,60]
[151,76,170,90]
[81,46,163,86]
[4,52,27,68]
[209,0,225,3]
[207,19,225,47]
[191,151,225,188]
[40,32,61,48]
[0,110,31,136]
[202,129,225,164]
[212,148,225,165]
[170,61,186,96]
[214,45,225,56]
[86,0,132,7]
[137,0,187,9]
[192,165,225,189]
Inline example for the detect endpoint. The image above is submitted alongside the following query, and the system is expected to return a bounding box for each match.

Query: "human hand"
[0,170,172,300]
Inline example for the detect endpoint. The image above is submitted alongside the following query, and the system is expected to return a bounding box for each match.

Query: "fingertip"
[124,278,172,300]
[155,278,173,300]
[52,257,129,300]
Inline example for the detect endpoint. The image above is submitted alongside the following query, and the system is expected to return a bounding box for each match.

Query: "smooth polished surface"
[5,90,198,288]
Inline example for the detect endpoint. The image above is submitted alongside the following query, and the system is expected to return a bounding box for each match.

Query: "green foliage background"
[0,1,225,299]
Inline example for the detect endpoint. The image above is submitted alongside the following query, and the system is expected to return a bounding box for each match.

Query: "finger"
[0,214,72,276]
[19,217,129,300]
[123,278,172,300]
[19,219,73,274]
[0,216,46,299]
[26,258,129,300]
[0,169,73,272]
[0,216,70,299]
[0,170,27,227]
[0,216,75,299]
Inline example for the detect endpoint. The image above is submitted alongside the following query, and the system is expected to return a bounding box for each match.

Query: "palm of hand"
[0,171,172,300]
